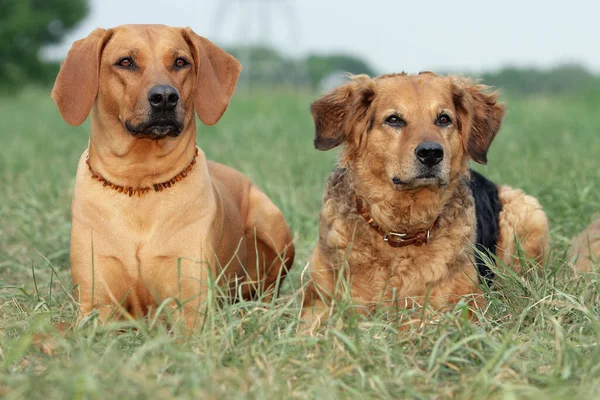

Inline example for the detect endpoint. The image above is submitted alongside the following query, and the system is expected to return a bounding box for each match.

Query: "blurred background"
[1,0,599,94]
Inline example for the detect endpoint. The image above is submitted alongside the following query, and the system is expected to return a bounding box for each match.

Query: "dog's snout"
[415,142,444,166]
[148,85,180,112]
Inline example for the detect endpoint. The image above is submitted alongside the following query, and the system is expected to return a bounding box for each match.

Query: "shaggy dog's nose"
[415,142,444,166]
[148,85,180,112]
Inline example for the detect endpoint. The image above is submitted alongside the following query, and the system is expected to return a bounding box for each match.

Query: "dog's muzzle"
[125,85,184,139]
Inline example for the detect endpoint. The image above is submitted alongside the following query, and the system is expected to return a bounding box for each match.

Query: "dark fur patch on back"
[469,169,502,283]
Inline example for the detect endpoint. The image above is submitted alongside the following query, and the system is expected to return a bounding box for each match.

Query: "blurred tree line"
[480,64,600,95]
[0,0,599,96]
[224,46,377,90]
[222,47,600,95]
[0,0,89,90]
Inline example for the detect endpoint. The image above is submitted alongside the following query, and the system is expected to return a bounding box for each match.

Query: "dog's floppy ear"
[311,76,375,151]
[183,27,242,126]
[453,77,505,164]
[51,28,112,126]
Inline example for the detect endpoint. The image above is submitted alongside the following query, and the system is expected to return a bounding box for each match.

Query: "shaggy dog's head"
[312,72,504,209]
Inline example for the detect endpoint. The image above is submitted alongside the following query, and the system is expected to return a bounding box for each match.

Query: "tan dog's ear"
[453,78,505,164]
[183,28,242,126]
[51,28,112,126]
[311,76,375,151]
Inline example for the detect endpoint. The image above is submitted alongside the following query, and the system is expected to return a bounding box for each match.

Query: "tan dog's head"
[312,72,504,193]
[52,24,241,140]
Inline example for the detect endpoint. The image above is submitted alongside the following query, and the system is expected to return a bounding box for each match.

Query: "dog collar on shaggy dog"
[355,196,438,248]
[85,147,199,197]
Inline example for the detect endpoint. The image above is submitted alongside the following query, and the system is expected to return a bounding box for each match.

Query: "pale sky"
[46,0,600,74]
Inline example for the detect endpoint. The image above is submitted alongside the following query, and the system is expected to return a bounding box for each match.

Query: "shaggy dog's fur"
[302,72,549,326]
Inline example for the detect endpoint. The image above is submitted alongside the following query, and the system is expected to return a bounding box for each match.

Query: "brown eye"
[116,57,134,68]
[174,58,189,68]
[385,114,405,127]
[436,113,452,127]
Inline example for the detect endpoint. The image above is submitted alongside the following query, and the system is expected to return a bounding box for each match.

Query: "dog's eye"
[116,58,134,68]
[436,113,452,127]
[385,115,405,127]
[174,58,190,68]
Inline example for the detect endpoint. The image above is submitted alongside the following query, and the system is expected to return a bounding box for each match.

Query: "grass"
[1,86,600,399]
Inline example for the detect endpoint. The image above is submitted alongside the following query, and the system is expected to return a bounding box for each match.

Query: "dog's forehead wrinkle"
[169,47,192,60]
[368,78,462,136]
[375,81,416,114]
[411,78,420,95]
[105,40,143,61]
[431,104,453,117]
[411,81,455,119]
[112,26,188,58]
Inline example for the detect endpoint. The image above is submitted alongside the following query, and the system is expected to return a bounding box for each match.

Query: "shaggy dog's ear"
[452,78,505,164]
[311,75,375,151]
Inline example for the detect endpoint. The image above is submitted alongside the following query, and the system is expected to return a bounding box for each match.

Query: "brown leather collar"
[355,196,438,248]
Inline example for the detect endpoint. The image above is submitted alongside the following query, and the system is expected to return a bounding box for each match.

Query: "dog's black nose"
[415,142,444,166]
[148,85,179,112]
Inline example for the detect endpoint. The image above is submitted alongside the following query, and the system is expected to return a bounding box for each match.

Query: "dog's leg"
[146,254,216,330]
[299,245,338,332]
[71,256,136,324]
[496,185,549,271]
[299,282,333,333]
[242,185,295,300]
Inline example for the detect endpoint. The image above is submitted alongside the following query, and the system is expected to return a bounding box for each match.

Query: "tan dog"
[52,25,294,327]
[302,73,548,326]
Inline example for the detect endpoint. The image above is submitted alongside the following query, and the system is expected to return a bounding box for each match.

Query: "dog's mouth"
[391,173,448,190]
[125,119,183,140]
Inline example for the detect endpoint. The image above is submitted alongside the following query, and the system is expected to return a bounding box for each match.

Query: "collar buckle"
[355,195,437,248]
[383,232,407,242]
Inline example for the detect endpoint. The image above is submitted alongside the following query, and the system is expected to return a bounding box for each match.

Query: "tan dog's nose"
[415,142,444,166]
[148,85,180,112]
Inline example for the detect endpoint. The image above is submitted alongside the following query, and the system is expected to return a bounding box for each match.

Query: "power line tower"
[211,0,307,92]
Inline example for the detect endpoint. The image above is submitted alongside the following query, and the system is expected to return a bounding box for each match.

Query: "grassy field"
[1,86,600,399]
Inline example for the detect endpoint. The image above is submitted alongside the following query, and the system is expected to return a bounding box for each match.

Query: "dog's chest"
[72,179,216,270]
[351,235,461,287]
[327,210,476,303]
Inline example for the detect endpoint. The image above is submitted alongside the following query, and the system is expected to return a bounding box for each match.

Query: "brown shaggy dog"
[302,73,549,326]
